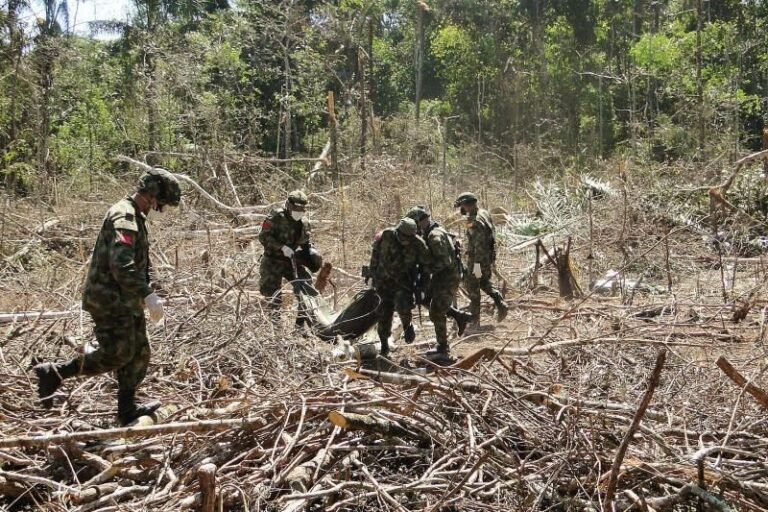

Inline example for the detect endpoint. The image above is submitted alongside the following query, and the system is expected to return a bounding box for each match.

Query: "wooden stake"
[198,463,217,512]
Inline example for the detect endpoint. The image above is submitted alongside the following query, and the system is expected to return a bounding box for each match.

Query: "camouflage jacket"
[82,197,152,316]
[464,208,496,267]
[258,208,312,258]
[369,228,430,288]
[423,222,460,280]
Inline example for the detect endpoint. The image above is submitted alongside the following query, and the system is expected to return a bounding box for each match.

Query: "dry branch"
[716,356,768,409]
[603,349,666,511]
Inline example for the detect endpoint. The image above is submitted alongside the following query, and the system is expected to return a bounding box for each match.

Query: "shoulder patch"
[261,219,272,230]
[374,231,383,242]
[115,230,134,246]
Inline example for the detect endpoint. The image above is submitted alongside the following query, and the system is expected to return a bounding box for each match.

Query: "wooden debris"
[716,356,768,409]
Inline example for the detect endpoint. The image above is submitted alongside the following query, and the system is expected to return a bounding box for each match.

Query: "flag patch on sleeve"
[116,231,134,246]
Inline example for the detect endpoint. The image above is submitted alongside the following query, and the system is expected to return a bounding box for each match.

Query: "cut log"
[328,411,420,440]
[198,463,217,512]
[285,448,328,492]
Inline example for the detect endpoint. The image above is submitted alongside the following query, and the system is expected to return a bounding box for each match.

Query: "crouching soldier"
[369,218,429,356]
[258,190,322,326]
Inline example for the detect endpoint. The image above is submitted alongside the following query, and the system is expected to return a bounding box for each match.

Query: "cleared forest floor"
[1,161,767,511]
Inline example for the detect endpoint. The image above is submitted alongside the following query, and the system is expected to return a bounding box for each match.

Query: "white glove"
[144,292,165,324]
[281,245,294,258]
[472,263,482,279]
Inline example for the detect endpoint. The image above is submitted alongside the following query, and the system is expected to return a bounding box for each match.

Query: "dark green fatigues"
[73,196,153,392]
[463,208,505,321]
[422,222,463,351]
[258,208,312,321]
[369,227,429,351]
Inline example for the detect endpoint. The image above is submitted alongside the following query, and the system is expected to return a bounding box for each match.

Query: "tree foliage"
[2,0,768,191]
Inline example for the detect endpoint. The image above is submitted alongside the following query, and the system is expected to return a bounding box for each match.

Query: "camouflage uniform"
[258,199,313,324]
[369,219,429,353]
[456,193,507,323]
[421,221,465,352]
[77,197,153,391]
[405,206,472,354]
[34,168,182,425]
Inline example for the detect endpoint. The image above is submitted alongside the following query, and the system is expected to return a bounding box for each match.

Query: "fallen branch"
[716,356,768,409]
[0,416,269,449]
[603,349,666,511]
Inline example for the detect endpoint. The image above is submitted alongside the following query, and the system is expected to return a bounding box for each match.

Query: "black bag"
[317,288,381,341]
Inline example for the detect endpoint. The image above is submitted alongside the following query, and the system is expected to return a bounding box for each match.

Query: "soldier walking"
[368,218,429,356]
[258,190,322,326]
[405,206,472,358]
[34,169,182,425]
[453,192,508,326]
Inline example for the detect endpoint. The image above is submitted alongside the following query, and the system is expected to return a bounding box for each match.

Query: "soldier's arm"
[465,222,481,268]
[258,214,284,252]
[417,235,436,272]
[369,231,383,272]
[427,234,452,274]
[300,219,312,252]
[109,228,153,300]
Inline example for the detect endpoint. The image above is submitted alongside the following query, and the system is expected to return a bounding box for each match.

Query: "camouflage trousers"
[259,254,312,323]
[74,311,150,392]
[429,272,461,348]
[375,283,414,350]
[464,263,504,321]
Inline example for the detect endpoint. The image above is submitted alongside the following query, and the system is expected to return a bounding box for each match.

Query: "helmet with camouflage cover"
[138,168,182,207]
[396,217,418,237]
[405,205,430,223]
[287,190,309,207]
[453,191,477,208]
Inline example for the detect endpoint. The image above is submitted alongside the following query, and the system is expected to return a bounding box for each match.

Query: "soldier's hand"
[472,263,482,278]
[144,292,165,324]
[281,245,294,258]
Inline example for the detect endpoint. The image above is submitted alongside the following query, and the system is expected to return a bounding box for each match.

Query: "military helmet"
[453,191,478,208]
[287,190,309,206]
[138,168,182,207]
[396,217,418,237]
[405,205,430,222]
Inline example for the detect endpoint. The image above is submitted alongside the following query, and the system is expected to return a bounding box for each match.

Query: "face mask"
[148,208,166,222]
[291,211,304,221]
[460,207,467,216]
[148,203,174,222]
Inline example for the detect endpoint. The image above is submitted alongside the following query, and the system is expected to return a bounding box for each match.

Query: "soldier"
[368,218,429,356]
[258,190,322,326]
[405,206,473,358]
[34,168,182,425]
[453,192,508,325]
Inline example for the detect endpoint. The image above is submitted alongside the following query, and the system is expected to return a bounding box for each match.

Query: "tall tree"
[34,0,68,177]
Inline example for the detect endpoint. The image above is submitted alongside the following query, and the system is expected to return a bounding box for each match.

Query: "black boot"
[449,308,472,336]
[403,323,415,344]
[117,390,161,426]
[34,363,62,409]
[34,360,79,409]
[378,332,391,357]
